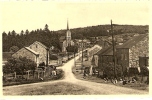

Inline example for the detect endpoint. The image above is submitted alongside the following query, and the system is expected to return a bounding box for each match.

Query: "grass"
[17,82,97,95]
[72,60,149,92]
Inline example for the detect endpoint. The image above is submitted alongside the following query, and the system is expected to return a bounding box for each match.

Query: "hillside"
[56,24,148,39]
[2,24,148,52]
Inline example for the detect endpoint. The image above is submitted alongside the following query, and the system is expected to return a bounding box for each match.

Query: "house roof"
[95,34,148,56]
[117,34,148,49]
[29,41,48,49]
[24,47,39,55]
[3,52,14,61]
[95,46,113,56]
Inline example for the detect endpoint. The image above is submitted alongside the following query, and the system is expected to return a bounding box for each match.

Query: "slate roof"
[95,46,113,56]
[95,34,148,56]
[117,34,148,49]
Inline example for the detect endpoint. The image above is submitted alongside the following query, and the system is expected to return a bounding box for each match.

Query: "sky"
[0,1,150,34]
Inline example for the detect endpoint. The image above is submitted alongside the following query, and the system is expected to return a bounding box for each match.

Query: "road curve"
[3,55,148,95]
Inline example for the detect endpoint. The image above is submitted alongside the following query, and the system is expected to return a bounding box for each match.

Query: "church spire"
[67,19,69,30]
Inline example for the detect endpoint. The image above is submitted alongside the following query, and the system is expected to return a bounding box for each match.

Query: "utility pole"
[111,20,117,78]
[46,48,49,67]
[81,33,84,71]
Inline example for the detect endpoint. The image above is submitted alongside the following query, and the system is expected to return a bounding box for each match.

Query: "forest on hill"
[2,24,148,52]
[58,24,148,39]
[2,25,61,52]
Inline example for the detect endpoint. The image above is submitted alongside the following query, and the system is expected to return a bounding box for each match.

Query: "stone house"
[93,34,148,74]
[29,41,49,65]
[12,47,39,66]
[75,39,91,48]
[12,41,49,67]
[87,44,102,61]
[116,34,148,69]
[93,46,113,68]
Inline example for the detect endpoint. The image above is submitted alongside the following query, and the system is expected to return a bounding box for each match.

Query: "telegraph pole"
[111,20,117,78]
[81,33,84,71]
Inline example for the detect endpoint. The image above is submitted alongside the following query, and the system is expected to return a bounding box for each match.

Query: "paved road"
[3,55,148,95]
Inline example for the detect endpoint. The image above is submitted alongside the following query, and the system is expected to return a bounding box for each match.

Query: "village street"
[3,53,148,95]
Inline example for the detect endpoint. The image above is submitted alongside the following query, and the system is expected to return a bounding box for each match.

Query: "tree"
[2,31,7,37]
[21,30,24,35]
[44,24,50,32]
[11,30,16,36]
[9,46,19,53]
[25,29,29,35]
[66,46,78,53]
[140,67,149,76]
[3,57,37,78]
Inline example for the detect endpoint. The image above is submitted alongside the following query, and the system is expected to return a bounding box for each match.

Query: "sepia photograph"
[0,0,150,97]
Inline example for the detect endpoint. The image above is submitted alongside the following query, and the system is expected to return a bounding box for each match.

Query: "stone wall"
[12,48,36,62]
[129,35,149,68]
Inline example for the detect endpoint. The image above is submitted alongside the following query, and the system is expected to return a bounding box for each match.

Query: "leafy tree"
[49,55,58,60]
[140,67,149,76]
[66,46,78,53]
[9,46,19,53]
[3,57,37,78]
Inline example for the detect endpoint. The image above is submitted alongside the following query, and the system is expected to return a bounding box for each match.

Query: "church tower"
[66,20,71,45]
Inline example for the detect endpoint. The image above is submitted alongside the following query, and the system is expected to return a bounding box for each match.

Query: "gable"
[29,41,47,49]
[12,47,39,57]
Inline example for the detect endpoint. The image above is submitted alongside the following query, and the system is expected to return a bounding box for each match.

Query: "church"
[59,20,75,53]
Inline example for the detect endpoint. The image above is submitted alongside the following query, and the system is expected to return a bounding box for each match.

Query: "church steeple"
[66,19,71,44]
[67,19,69,30]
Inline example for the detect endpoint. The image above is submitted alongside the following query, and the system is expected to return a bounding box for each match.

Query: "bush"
[49,55,58,60]
[140,67,149,76]
[3,57,37,75]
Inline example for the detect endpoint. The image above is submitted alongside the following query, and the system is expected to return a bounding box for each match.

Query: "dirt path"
[3,55,148,95]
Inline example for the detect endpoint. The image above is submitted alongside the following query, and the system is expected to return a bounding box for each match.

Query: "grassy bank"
[4,82,101,95]
[3,69,64,87]
[72,64,149,92]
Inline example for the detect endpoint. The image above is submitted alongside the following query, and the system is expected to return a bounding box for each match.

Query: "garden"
[3,57,64,86]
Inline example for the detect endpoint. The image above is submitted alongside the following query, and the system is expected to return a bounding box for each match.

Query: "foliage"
[49,55,58,60]
[58,25,148,40]
[66,46,78,53]
[9,46,19,53]
[3,57,37,75]
[103,63,115,78]
[103,63,129,78]
[140,67,149,76]
[3,24,148,52]
[2,25,61,52]
[3,69,64,87]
